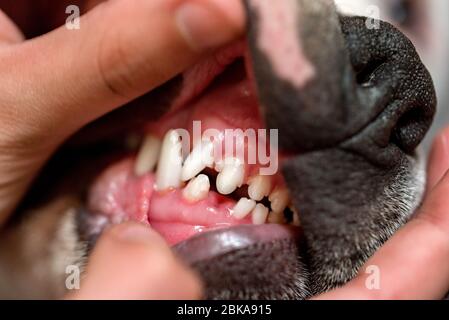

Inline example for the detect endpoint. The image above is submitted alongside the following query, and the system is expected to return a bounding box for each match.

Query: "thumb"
[0,0,246,146]
[68,222,202,300]
[0,9,24,46]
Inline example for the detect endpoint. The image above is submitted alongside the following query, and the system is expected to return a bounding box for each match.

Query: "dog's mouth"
[86,41,301,246]
[43,39,308,299]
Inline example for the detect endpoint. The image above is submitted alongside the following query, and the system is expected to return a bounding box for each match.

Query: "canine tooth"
[269,188,290,213]
[216,157,244,195]
[156,130,183,190]
[134,135,161,176]
[182,140,214,182]
[182,174,210,203]
[252,204,269,225]
[248,175,272,201]
[268,211,285,224]
[232,197,256,220]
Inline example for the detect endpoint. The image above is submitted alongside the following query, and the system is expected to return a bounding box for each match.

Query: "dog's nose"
[245,0,435,161]
[339,16,435,165]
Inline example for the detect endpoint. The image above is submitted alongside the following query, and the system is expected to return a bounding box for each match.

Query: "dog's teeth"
[216,157,245,195]
[268,188,290,213]
[182,140,214,182]
[252,204,269,225]
[248,175,272,201]
[182,174,210,203]
[134,135,161,176]
[268,211,286,224]
[156,130,183,190]
[232,197,256,220]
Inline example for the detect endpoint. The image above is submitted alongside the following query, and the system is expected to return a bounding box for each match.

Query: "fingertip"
[210,0,246,32]
[175,0,246,51]
[0,10,24,46]
[108,221,165,246]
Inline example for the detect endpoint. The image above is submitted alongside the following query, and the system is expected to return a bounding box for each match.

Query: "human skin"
[0,0,448,300]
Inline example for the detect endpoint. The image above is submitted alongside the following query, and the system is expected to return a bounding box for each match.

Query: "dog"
[0,0,439,299]
[336,0,449,147]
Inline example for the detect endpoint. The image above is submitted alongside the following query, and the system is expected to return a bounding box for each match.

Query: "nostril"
[355,58,387,87]
[391,106,428,154]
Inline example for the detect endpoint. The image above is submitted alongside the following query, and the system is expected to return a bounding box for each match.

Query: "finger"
[68,222,202,300]
[427,127,449,192]
[317,168,449,300]
[0,9,24,46]
[0,0,245,146]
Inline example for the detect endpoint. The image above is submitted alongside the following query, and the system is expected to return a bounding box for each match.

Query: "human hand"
[0,0,244,299]
[0,0,244,224]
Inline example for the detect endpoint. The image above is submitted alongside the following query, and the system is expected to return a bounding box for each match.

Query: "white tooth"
[182,140,214,182]
[155,130,183,190]
[134,135,161,176]
[232,197,256,220]
[182,174,210,203]
[268,211,285,224]
[216,157,245,195]
[252,204,269,225]
[268,188,290,213]
[248,175,272,201]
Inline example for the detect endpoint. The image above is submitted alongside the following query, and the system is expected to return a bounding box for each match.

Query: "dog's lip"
[174,224,302,264]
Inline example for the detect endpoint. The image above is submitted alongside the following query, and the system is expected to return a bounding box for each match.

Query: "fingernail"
[111,222,160,244]
[175,0,245,51]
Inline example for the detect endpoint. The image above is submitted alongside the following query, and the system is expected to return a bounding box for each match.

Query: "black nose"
[339,16,436,166]
[245,0,436,164]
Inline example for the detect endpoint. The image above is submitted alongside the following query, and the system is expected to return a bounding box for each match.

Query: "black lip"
[174,224,310,300]
[174,224,302,264]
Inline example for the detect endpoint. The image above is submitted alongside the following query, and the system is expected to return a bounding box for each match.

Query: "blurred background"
[1,0,448,150]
